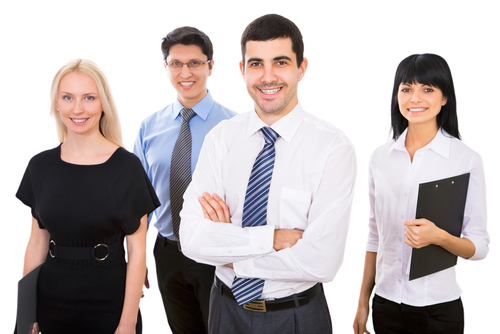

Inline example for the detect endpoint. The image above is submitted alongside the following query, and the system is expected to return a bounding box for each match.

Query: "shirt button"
[398,258,402,262]
[400,215,405,219]
[260,246,264,250]
[271,273,276,277]
[399,237,403,242]
[228,250,232,254]
[398,279,402,283]
[243,269,247,273]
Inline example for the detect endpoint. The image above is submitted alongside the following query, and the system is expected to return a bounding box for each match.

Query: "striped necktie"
[231,126,280,305]
[170,107,196,240]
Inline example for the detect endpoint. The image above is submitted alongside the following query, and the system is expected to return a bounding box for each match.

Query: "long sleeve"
[232,141,356,282]
[180,128,275,266]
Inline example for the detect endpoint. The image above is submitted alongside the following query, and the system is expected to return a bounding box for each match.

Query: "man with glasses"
[134,26,236,333]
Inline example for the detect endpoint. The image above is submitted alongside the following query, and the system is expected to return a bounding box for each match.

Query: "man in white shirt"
[180,14,356,333]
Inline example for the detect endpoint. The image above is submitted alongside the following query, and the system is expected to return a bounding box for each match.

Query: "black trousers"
[372,294,464,334]
[154,234,215,334]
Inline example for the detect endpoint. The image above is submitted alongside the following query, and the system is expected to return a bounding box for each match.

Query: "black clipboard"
[15,265,41,334]
[409,173,470,281]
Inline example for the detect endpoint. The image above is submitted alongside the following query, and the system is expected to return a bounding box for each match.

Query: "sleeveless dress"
[16,146,160,334]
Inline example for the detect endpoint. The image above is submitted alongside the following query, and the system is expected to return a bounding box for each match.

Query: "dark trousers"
[154,234,215,334]
[208,279,332,334]
[372,294,464,334]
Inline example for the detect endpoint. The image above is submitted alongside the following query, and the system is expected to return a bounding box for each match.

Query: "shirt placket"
[400,150,424,302]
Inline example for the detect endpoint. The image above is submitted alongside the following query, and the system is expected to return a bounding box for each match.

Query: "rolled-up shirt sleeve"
[462,152,489,260]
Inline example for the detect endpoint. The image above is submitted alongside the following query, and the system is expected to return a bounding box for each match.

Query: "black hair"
[161,26,213,69]
[391,53,460,140]
[241,14,304,67]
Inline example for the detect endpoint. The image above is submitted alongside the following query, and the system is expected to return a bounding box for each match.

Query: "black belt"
[215,276,322,312]
[157,233,182,251]
[49,240,122,261]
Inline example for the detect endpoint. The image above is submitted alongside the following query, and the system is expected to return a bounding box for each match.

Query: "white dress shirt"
[367,128,489,306]
[180,103,356,299]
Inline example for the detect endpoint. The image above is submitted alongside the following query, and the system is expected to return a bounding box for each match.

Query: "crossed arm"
[198,191,304,260]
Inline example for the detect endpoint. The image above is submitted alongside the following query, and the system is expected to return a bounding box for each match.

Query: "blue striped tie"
[231,126,279,305]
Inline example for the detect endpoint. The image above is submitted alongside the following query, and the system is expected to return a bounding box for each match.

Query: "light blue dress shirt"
[134,91,236,240]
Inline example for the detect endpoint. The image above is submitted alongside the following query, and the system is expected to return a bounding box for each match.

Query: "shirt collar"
[390,127,452,159]
[246,102,305,143]
[172,90,214,121]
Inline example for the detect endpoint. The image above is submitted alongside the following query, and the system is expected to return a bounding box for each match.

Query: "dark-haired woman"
[353,54,489,334]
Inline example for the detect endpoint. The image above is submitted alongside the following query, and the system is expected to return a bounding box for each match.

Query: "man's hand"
[199,192,231,223]
[273,229,304,251]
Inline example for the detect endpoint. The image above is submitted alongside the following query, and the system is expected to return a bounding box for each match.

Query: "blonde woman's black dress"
[16,146,160,334]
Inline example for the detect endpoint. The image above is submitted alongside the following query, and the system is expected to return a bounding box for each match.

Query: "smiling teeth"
[180,82,194,87]
[72,118,87,123]
[409,108,426,112]
[260,88,281,94]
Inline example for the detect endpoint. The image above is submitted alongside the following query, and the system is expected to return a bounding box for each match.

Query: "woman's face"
[56,72,102,138]
[398,82,447,128]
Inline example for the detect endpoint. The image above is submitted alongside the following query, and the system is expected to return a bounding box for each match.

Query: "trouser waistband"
[215,276,321,312]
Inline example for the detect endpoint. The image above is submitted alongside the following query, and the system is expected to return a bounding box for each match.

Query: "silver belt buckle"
[243,300,266,312]
[49,240,56,258]
[94,243,109,261]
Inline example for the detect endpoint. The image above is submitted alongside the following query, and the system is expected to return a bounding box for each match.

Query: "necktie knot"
[261,127,279,145]
[181,108,196,123]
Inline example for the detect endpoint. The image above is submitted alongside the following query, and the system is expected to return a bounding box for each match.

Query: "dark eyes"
[167,61,206,68]
[248,60,287,68]
[400,87,434,93]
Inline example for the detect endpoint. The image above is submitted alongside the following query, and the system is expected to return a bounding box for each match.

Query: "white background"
[1,0,498,332]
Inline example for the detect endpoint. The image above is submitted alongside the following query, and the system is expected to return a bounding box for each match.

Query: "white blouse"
[366,128,489,306]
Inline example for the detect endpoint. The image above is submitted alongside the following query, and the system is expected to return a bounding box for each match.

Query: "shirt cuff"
[466,236,489,260]
[232,225,275,277]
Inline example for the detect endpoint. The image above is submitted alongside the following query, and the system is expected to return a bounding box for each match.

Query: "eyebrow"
[59,91,98,96]
[168,58,205,62]
[246,55,292,64]
[273,56,292,62]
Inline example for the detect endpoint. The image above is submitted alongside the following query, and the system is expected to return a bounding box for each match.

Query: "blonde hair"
[50,59,124,147]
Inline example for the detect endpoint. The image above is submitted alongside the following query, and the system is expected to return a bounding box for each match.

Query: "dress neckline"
[57,144,123,167]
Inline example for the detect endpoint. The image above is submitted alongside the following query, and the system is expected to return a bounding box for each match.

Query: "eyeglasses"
[165,60,211,69]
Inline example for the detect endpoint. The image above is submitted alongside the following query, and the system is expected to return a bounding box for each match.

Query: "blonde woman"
[17,59,160,333]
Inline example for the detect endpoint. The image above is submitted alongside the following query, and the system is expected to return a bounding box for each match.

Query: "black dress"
[16,145,160,334]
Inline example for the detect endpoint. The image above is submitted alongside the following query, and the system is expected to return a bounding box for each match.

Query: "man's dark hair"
[161,26,213,69]
[241,14,304,67]
[390,53,460,140]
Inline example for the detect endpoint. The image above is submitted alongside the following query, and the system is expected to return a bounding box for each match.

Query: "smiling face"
[240,38,307,125]
[398,82,447,130]
[57,71,103,138]
[166,44,213,108]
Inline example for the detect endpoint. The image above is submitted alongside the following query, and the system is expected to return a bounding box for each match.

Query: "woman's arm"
[23,217,50,276]
[353,251,377,334]
[115,215,147,334]
[404,219,476,259]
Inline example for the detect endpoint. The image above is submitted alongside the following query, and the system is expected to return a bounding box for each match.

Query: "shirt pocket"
[279,187,311,230]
